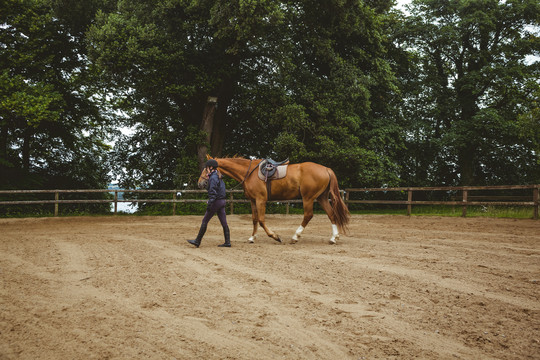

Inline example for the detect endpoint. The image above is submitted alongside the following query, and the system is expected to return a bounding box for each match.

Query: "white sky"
[396,0,411,11]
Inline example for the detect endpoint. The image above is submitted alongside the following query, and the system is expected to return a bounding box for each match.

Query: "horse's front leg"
[248,200,258,243]
[256,200,282,243]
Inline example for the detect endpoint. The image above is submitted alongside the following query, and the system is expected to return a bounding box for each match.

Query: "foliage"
[263,0,403,187]
[394,0,540,186]
[0,0,114,204]
[87,0,403,190]
[1,0,539,220]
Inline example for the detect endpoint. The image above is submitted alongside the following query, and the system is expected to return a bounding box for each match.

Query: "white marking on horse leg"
[248,234,257,243]
[291,225,304,243]
[329,224,339,244]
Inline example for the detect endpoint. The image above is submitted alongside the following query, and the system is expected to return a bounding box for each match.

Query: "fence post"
[114,191,118,215]
[173,192,177,216]
[462,189,468,217]
[230,192,234,215]
[286,202,290,215]
[54,192,59,216]
[407,189,412,216]
[533,187,538,220]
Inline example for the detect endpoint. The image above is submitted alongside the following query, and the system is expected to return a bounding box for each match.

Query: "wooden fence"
[345,184,539,219]
[0,184,538,219]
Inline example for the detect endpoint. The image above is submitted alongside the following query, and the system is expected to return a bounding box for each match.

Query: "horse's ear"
[206,154,212,160]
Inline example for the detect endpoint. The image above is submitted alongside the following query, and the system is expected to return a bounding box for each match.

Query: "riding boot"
[188,224,207,248]
[218,226,231,247]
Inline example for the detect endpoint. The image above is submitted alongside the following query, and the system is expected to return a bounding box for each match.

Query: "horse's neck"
[218,158,260,182]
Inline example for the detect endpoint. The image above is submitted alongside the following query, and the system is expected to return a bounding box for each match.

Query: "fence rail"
[344,184,539,219]
[0,184,538,219]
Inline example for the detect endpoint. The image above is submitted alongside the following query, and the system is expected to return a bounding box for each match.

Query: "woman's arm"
[207,174,219,206]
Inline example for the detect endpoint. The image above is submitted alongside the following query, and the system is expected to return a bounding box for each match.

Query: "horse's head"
[197,166,210,189]
[198,155,218,188]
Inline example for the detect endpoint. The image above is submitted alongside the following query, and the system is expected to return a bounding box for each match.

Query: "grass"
[1,204,537,219]
[349,205,536,219]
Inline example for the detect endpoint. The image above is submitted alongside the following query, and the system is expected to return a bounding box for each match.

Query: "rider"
[188,159,231,248]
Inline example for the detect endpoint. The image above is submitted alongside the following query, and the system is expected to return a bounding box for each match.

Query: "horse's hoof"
[274,236,282,243]
[290,238,298,244]
[329,239,337,245]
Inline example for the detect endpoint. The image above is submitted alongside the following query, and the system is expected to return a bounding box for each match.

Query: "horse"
[197,157,350,244]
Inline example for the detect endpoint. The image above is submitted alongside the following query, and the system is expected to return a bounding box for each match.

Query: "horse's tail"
[327,168,350,235]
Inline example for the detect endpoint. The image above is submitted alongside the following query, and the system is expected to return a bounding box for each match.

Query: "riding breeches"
[201,199,227,227]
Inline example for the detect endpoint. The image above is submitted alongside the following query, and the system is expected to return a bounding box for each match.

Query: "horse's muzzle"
[198,180,208,189]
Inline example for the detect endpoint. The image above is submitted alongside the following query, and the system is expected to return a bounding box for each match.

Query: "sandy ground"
[0,214,539,359]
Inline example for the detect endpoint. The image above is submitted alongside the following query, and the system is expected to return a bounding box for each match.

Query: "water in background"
[108,183,138,213]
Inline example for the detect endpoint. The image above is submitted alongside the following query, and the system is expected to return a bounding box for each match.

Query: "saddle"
[257,158,289,201]
[258,158,289,181]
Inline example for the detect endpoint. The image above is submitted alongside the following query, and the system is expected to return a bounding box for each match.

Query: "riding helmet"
[206,159,218,169]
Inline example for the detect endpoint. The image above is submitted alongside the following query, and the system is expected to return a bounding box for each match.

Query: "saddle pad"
[258,163,288,181]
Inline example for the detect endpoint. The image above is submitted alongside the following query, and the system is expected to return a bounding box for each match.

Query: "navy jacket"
[207,170,226,205]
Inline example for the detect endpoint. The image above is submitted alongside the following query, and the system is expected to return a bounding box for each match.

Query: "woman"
[188,159,231,248]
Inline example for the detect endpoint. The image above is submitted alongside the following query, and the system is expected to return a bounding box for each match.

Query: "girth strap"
[266,180,272,201]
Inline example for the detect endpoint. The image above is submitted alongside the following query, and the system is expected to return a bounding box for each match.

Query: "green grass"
[1,203,537,219]
[349,205,535,219]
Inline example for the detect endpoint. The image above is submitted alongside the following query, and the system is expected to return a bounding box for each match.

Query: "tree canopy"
[1,0,114,190]
[1,0,539,196]
[395,0,540,185]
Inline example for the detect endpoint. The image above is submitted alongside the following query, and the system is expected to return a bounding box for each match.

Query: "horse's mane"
[215,155,261,163]
[221,155,249,159]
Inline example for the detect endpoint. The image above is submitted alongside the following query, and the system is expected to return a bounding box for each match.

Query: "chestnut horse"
[198,157,350,244]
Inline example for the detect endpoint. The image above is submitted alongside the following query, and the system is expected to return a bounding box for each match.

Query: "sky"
[396,0,411,11]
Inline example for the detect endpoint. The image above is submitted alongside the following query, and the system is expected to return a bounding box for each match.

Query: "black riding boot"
[218,226,231,247]
[188,224,207,248]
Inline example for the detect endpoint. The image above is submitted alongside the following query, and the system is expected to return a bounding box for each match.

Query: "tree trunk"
[0,124,7,164]
[456,66,480,186]
[197,96,218,170]
[458,145,475,186]
[210,80,234,157]
[22,127,32,171]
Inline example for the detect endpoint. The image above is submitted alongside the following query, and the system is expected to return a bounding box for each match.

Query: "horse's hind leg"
[248,200,258,243]
[317,196,339,244]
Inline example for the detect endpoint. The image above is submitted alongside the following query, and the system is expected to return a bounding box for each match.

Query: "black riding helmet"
[205,159,218,169]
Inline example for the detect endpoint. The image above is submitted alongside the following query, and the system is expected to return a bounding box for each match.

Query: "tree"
[88,0,282,187]
[0,0,114,193]
[266,0,403,186]
[396,0,540,185]
[88,0,404,189]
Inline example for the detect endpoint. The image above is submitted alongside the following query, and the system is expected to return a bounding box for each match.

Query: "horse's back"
[288,162,332,195]
[296,162,330,178]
